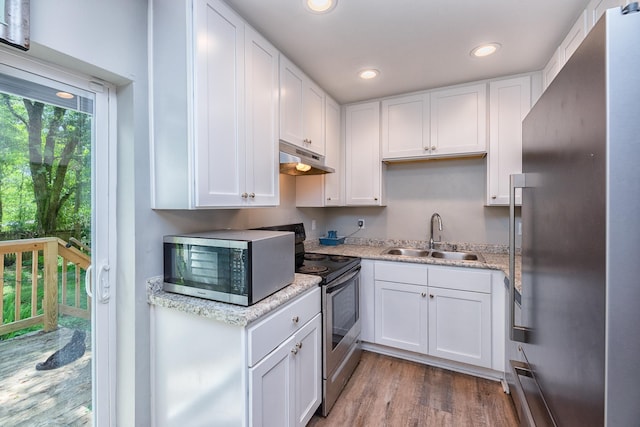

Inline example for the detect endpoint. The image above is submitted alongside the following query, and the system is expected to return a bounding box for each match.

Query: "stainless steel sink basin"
[382,247,430,257]
[430,250,483,261]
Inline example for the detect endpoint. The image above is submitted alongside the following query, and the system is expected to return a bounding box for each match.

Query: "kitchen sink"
[430,250,483,262]
[382,247,430,257]
[382,247,484,262]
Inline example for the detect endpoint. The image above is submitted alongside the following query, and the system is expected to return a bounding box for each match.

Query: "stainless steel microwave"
[163,230,294,306]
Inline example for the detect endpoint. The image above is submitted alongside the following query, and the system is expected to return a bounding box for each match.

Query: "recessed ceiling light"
[470,43,501,58]
[56,91,75,99]
[359,69,379,80]
[305,0,337,13]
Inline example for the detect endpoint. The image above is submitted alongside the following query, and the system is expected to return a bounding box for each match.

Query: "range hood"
[279,142,335,175]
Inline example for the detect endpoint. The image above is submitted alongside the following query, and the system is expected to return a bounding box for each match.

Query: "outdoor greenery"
[0,92,92,238]
[0,89,92,338]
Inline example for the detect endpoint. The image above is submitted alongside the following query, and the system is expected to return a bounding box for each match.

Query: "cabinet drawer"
[428,267,491,293]
[248,286,321,366]
[375,261,427,285]
[375,261,428,285]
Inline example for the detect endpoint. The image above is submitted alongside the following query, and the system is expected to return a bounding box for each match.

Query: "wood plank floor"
[309,351,518,427]
[0,327,92,426]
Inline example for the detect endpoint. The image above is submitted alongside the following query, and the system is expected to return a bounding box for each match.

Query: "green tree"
[1,94,91,236]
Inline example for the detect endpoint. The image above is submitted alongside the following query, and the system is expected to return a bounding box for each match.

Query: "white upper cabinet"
[381,93,430,160]
[486,76,531,206]
[429,83,487,157]
[559,10,588,64]
[345,101,385,206]
[150,0,279,208]
[588,0,627,29]
[279,56,325,156]
[381,84,486,161]
[295,96,343,207]
[543,0,627,91]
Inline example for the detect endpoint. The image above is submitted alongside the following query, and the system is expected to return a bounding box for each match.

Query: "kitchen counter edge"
[147,273,322,327]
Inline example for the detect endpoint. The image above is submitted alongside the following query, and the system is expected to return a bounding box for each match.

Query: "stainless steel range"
[257,223,362,416]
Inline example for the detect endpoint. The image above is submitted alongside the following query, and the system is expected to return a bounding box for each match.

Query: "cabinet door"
[250,334,295,427]
[280,56,305,148]
[430,83,486,157]
[588,0,625,28]
[487,76,531,205]
[324,96,343,205]
[381,93,430,160]
[375,280,427,353]
[345,101,383,206]
[245,26,279,206]
[559,10,588,65]
[303,81,325,156]
[542,47,561,90]
[293,314,322,427]
[427,287,491,368]
[295,96,342,207]
[194,0,246,207]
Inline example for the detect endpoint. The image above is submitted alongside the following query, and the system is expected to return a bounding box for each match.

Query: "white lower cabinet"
[369,261,496,371]
[250,313,321,427]
[427,286,491,368]
[375,280,428,353]
[151,286,321,427]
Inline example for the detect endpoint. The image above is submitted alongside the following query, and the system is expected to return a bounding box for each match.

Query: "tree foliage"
[0,92,91,239]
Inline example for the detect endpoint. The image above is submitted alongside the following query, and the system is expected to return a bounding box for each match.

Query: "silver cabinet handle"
[421,292,426,297]
[241,192,248,199]
[296,342,302,349]
[424,147,429,150]
[492,195,497,199]
[291,347,298,355]
[249,193,255,199]
[431,146,436,150]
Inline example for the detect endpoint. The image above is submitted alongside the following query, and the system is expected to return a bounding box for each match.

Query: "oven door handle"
[326,266,361,294]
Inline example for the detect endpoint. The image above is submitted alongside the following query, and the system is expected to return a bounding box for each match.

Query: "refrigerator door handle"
[510,174,531,343]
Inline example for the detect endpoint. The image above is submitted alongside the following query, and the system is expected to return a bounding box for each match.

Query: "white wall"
[325,158,513,245]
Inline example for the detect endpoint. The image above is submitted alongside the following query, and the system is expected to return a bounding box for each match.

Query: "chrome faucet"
[429,213,443,250]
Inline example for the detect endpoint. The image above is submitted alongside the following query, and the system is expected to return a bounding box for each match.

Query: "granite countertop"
[147,239,521,326]
[147,273,321,327]
[305,238,522,292]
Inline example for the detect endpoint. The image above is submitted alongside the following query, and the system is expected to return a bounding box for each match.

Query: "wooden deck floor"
[0,327,92,426]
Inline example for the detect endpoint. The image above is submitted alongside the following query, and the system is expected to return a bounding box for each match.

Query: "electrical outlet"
[357,219,365,228]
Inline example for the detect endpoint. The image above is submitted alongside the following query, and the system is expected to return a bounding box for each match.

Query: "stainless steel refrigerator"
[505,5,640,426]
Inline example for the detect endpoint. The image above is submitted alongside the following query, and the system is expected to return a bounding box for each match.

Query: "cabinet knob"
[431,146,436,151]
[241,192,248,199]
[327,197,332,201]
[421,292,426,297]
[292,316,299,323]
[491,195,497,200]
[303,138,312,145]
[291,347,298,355]
[374,197,378,201]
[296,342,303,349]
[249,192,255,199]
[430,294,434,299]
[424,147,429,150]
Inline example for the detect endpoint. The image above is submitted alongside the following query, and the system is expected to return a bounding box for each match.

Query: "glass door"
[0,54,115,425]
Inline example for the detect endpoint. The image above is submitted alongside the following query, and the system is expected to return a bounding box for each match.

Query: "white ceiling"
[223,0,591,104]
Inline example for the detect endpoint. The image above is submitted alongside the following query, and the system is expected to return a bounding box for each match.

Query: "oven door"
[323,265,361,377]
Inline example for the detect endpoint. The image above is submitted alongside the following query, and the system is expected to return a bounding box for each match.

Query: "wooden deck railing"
[0,237,91,336]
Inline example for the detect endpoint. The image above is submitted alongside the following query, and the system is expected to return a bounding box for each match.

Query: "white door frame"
[0,47,117,426]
